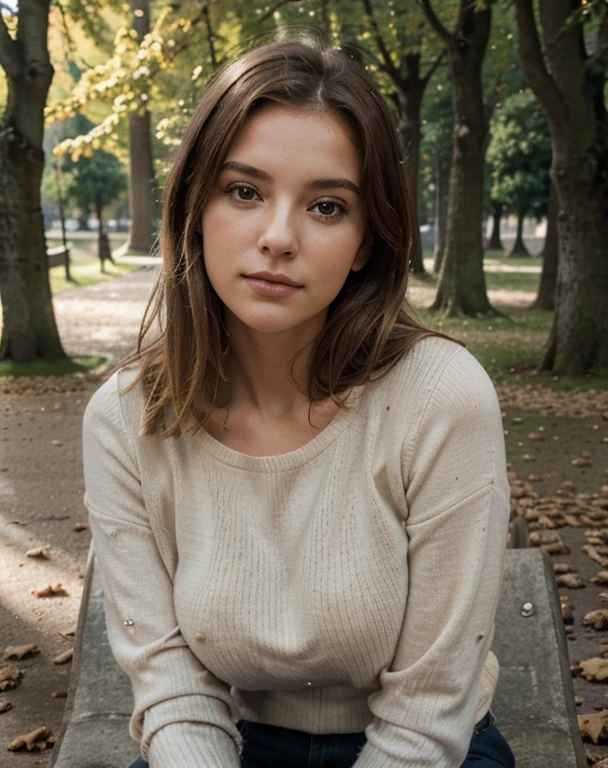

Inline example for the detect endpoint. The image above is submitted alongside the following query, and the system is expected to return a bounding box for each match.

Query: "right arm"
[82,376,242,768]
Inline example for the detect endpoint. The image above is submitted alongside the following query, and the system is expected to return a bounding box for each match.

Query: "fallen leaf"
[0,700,12,714]
[51,691,67,699]
[1,644,39,661]
[554,563,573,574]
[73,522,88,532]
[591,571,608,586]
[0,667,22,692]
[52,648,73,665]
[522,454,536,462]
[51,440,63,447]
[25,545,50,559]
[8,726,56,752]
[583,610,608,630]
[579,658,608,682]
[584,545,608,568]
[572,458,593,468]
[556,573,586,589]
[590,758,608,768]
[528,432,545,441]
[31,584,68,598]
[575,696,584,706]
[562,480,576,491]
[579,711,608,744]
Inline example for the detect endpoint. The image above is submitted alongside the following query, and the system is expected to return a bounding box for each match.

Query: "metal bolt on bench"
[51,546,587,768]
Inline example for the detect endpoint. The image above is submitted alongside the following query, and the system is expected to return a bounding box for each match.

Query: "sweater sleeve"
[355,349,510,768]
[82,375,242,768]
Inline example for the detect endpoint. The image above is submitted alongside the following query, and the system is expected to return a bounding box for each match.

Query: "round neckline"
[196,385,365,472]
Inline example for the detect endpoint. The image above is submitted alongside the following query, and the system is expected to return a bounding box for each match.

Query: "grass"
[0,356,106,377]
[50,258,140,294]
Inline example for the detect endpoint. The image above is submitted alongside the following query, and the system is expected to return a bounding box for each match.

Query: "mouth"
[244,271,303,287]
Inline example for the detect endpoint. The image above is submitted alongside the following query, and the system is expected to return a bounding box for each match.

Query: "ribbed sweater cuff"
[147,722,241,768]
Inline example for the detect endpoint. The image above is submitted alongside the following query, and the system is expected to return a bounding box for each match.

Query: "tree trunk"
[397,79,426,275]
[542,149,608,372]
[514,0,608,374]
[432,155,450,273]
[488,200,504,251]
[531,181,558,310]
[125,0,156,253]
[430,4,494,315]
[0,2,66,362]
[509,210,530,256]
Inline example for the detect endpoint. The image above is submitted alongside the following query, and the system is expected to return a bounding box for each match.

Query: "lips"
[245,271,302,287]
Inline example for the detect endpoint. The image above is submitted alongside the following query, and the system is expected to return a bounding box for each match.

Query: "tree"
[420,83,453,272]
[513,0,608,374]
[531,180,558,311]
[0,1,66,362]
[487,89,551,257]
[357,0,446,275]
[64,149,127,270]
[419,0,494,315]
[125,0,156,253]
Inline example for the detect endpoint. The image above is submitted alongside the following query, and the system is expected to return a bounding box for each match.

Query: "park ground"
[0,248,607,764]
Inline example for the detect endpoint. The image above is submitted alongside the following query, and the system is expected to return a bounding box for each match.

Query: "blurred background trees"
[1,0,607,377]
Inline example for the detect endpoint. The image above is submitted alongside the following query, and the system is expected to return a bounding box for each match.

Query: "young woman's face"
[201,104,368,341]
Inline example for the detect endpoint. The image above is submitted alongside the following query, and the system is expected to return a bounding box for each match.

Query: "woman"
[83,37,515,768]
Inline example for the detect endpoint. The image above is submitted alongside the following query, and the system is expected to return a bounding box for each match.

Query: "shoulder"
[374,335,496,412]
[368,336,503,461]
[83,367,143,444]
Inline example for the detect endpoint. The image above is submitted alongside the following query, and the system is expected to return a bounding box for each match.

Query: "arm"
[356,349,509,767]
[82,374,242,768]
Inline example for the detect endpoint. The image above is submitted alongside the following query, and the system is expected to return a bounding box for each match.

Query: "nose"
[257,203,299,258]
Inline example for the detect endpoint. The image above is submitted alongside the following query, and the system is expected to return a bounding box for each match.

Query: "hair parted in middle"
[125,35,444,436]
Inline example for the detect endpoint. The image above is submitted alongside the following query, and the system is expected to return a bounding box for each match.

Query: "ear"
[351,231,373,272]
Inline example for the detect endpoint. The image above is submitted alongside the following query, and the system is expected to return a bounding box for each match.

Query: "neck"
[222,318,321,416]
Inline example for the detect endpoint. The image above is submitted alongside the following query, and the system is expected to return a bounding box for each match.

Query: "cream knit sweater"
[82,337,509,768]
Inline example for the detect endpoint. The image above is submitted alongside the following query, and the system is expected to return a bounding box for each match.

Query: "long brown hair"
[124,37,442,436]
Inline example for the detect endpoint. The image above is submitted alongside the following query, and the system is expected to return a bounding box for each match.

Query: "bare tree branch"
[513,0,567,124]
[0,13,19,79]
[417,0,457,47]
[422,48,446,86]
[361,0,400,82]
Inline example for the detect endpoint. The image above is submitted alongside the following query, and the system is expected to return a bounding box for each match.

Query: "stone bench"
[50,548,587,768]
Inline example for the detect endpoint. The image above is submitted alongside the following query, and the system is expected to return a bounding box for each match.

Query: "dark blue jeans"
[128,710,515,767]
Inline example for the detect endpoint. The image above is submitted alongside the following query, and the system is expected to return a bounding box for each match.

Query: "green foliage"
[0,356,105,377]
[487,89,551,217]
[62,147,126,219]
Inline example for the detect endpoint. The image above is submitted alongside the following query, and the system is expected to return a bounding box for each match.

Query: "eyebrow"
[220,161,361,196]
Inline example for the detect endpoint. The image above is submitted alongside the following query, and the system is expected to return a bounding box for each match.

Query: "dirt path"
[0,266,158,765]
[1,266,606,762]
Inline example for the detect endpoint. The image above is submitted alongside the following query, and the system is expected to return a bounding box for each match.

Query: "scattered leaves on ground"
[556,572,586,589]
[26,545,50,559]
[577,658,608,682]
[1,644,39,661]
[73,522,88,532]
[579,711,608,743]
[31,584,68,598]
[8,725,56,752]
[52,648,73,665]
[583,610,608,631]
[0,667,22,692]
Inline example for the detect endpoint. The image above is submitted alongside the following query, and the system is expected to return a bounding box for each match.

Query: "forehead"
[225,104,362,178]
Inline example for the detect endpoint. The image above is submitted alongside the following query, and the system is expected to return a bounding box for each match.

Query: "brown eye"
[228,185,259,202]
[311,200,345,218]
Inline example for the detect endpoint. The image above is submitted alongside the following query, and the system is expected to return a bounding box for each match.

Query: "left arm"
[355,349,509,767]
